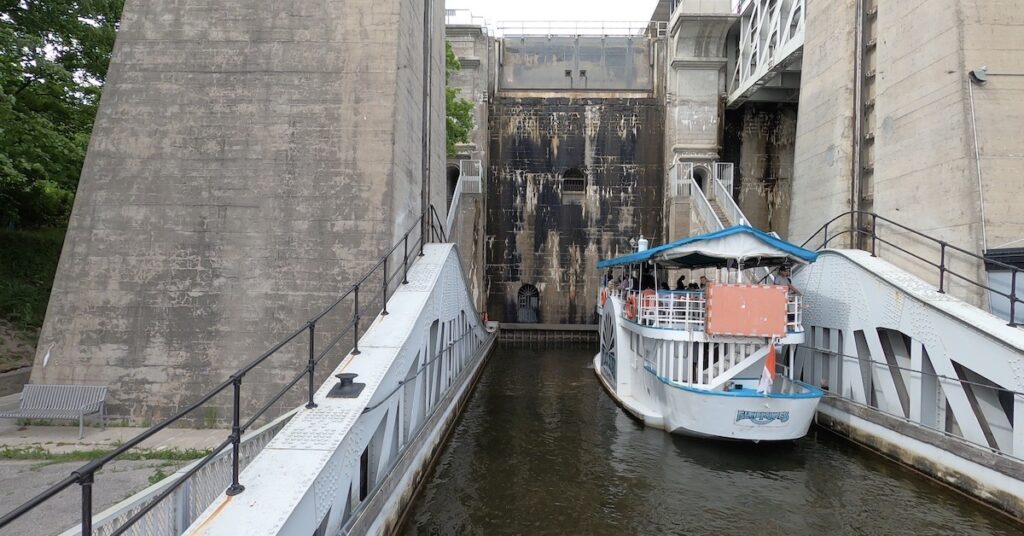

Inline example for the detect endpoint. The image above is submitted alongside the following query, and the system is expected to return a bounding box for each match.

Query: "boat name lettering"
[735,410,790,425]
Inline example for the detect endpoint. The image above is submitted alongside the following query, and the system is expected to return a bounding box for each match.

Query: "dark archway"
[446,164,461,210]
[516,284,540,323]
[693,166,708,191]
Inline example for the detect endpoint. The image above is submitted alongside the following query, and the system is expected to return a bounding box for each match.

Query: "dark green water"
[403,345,1022,535]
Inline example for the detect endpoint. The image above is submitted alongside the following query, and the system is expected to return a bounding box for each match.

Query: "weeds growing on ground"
[0,446,212,469]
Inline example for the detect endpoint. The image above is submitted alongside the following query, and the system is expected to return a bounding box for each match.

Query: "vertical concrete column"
[789,0,859,245]
[664,1,736,238]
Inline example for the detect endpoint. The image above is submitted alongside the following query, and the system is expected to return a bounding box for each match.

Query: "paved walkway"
[0,394,228,453]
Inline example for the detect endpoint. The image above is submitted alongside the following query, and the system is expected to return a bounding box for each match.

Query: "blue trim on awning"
[597,225,818,269]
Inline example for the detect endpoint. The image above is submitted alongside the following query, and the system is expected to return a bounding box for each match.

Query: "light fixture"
[969,66,988,85]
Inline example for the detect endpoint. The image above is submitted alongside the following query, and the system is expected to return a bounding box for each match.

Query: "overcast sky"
[445,0,663,28]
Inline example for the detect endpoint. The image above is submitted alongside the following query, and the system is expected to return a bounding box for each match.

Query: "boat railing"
[610,286,804,334]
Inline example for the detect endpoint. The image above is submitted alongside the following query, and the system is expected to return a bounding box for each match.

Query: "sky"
[445,0,663,29]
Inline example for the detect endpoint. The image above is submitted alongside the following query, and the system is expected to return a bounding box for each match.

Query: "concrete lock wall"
[31,0,449,422]
[486,97,665,325]
[788,0,859,247]
[872,0,1024,308]
[789,0,1024,308]
[498,36,654,91]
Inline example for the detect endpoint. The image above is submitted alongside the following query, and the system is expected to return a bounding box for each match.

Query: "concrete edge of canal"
[345,332,498,535]
[816,397,1024,522]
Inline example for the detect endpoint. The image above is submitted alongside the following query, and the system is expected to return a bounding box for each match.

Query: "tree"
[0,1,124,228]
[445,40,473,157]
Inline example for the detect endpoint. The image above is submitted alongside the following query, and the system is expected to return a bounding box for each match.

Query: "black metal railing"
[0,209,450,535]
[798,210,1021,328]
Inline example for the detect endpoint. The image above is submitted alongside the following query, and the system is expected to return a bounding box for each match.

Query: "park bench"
[0,384,107,439]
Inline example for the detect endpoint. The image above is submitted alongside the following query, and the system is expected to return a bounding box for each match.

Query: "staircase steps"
[708,199,731,226]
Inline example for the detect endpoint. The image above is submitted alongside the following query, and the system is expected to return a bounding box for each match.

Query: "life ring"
[641,289,657,310]
[600,288,608,306]
[625,295,638,320]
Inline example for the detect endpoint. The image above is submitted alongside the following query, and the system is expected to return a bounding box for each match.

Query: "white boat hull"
[594,354,820,441]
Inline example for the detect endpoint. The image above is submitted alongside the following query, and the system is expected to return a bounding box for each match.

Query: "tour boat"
[594,226,825,441]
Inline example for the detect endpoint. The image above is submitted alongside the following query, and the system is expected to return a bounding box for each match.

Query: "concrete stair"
[708,199,731,226]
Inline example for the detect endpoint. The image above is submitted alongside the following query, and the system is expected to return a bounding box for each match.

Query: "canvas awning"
[597,226,818,270]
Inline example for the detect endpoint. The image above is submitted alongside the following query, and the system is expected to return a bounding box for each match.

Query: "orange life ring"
[641,289,657,310]
[625,295,638,320]
[600,288,608,306]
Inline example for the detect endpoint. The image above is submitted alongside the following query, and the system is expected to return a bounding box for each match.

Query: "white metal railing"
[445,9,490,31]
[690,177,724,232]
[787,293,803,333]
[446,174,464,237]
[609,286,802,334]
[495,20,667,37]
[707,176,749,227]
[62,410,297,536]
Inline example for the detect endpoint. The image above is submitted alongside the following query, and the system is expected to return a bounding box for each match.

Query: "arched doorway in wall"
[517,284,540,323]
[693,166,709,192]
[446,164,461,211]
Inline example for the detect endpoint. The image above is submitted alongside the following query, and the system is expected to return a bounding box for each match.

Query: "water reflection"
[404,345,1020,535]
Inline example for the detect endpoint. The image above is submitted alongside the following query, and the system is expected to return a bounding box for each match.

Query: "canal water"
[403,345,1022,535]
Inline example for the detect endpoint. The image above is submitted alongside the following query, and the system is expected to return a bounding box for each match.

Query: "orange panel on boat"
[706,283,788,337]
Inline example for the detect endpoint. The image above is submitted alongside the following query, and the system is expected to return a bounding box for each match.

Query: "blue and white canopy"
[597,226,818,269]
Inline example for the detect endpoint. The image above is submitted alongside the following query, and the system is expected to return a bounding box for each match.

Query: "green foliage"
[0,1,124,228]
[0,445,212,469]
[0,228,65,328]
[445,41,473,157]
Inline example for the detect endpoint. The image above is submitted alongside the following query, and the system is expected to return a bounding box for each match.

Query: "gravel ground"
[0,458,189,536]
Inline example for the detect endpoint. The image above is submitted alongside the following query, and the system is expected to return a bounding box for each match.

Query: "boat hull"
[594,354,821,441]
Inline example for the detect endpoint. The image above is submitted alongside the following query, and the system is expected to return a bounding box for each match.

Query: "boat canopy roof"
[597,226,818,270]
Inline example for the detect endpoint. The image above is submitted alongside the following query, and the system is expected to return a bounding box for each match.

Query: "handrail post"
[225,376,245,496]
[352,284,361,355]
[382,257,390,316]
[403,235,410,284]
[870,213,878,257]
[938,242,947,294]
[1010,270,1019,328]
[419,213,426,257]
[305,322,317,409]
[822,222,829,250]
[80,471,93,535]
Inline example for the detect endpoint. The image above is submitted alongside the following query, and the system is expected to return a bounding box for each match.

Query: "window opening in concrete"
[562,168,586,193]
[517,284,540,323]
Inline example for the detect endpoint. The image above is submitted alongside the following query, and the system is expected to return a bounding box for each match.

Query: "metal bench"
[0,384,107,439]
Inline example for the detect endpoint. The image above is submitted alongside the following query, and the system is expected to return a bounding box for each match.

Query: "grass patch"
[0,227,66,329]
[0,445,212,468]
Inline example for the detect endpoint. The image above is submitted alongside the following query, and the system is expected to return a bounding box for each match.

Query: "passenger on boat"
[773,266,801,296]
[675,274,686,290]
[698,275,709,289]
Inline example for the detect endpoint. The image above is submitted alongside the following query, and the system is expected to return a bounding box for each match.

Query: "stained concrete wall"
[31,0,448,422]
[723,104,798,235]
[789,0,858,246]
[498,36,654,91]
[486,97,665,324]
[446,26,492,311]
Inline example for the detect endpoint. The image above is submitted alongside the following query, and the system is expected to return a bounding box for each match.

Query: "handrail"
[446,174,464,237]
[709,176,749,226]
[797,210,1021,327]
[0,207,452,534]
[689,177,724,232]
